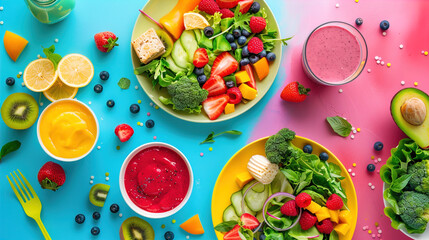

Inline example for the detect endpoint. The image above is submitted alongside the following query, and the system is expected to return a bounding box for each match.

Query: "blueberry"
[93,212,100,220]
[197,74,207,85]
[110,203,120,213]
[225,81,235,88]
[230,42,237,51]
[367,164,376,172]
[232,29,241,38]
[258,50,267,58]
[130,104,140,114]
[99,71,109,81]
[225,33,235,43]
[94,84,103,93]
[266,52,276,62]
[250,2,261,13]
[303,144,313,154]
[242,46,250,57]
[237,36,247,46]
[240,58,250,66]
[106,100,115,108]
[380,20,390,30]
[204,26,214,37]
[374,141,384,151]
[75,214,85,224]
[319,152,329,161]
[355,18,363,26]
[145,119,155,128]
[194,67,204,76]
[164,231,174,240]
[249,55,260,64]
[241,29,250,37]
[6,77,15,86]
[91,226,100,236]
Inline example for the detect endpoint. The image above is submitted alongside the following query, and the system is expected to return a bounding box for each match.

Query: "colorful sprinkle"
[172,219,176,224]
[367,69,371,73]
[414,82,419,86]
[335,3,340,8]
[357,128,361,132]
[348,169,352,173]
[154,105,159,109]
[37,54,41,58]
[90,180,93,184]
[399,44,404,49]
[378,158,382,162]
[40,102,44,106]
[376,60,380,64]
[352,172,356,177]
[147,112,151,116]
[135,85,139,90]
[353,163,356,167]
[355,0,359,2]
[88,101,92,105]
[150,102,154,107]
[105,177,109,181]
[351,135,355,139]
[161,224,166,229]
[119,213,123,218]
[371,185,375,190]
[375,56,379,60]
[401,81,405,85]
[376,170,380,174]
[368,182,372,186]
[382,31,387,36]
[372,234,376,238]
[381,61,385,66]
[368,230,372,234]
[353,130,357,134]
[153,136,157,140]
[17,74,22,78]
[425,51,428,56]
[378,229,382,234]
[138,100,142,104]
[377,234,381,238]
[387,63,391,67]
[0,21,4,25]
[105,172,109,177]
[0,6,3,10]
[371,156,375,160]
[186,236,190,239]
[54,38,59,43]
[139,122,144,127]
[116,146,120,150]
[338,89,343,93]
[200,152,204,157]
[90,176,94,180]
[209,147,213,151]
[97,146,101,150]
[137,122,141,126]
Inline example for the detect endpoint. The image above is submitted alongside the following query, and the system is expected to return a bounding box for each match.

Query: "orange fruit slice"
[23,59,58,92]
[183,12,209,30]
[3,31,28,62]
[180,214,204,235]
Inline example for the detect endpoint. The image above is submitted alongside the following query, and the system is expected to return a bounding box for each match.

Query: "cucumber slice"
[271,172,294,202]
[244,184,269,212]
[242,180,265,193]
[180,30,198,63]
[256,211,264,223]
[165,55,185,73]
[194,29,202,43]
[223,205,240,222]
[171,40,189,69]
[231,191,255,216]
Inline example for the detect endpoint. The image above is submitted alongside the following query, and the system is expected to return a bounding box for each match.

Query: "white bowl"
[36,99,99,162]
[119,142,194,219]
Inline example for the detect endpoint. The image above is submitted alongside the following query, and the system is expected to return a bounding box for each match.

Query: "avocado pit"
[401,97,426,126]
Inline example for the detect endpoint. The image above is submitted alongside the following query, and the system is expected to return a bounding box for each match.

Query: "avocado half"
[391,88,429,149]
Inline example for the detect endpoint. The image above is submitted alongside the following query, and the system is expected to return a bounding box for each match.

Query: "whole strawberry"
[38,161,66,191]
[326,193,344,210]
[316,219,334,234]
[280,82,311,103]
[199,0,220,15]
[94,31,119,53]
[249,16,266,33]
[281,200,299,216]
[299,211,317,230]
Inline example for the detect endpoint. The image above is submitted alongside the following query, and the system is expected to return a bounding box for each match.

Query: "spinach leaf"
[326,116,352,137]
[117,78,130,89]
[214,220,237,232]
[0,140,21,162]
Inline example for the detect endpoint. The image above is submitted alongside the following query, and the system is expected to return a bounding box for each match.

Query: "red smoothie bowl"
[119,142,193,218]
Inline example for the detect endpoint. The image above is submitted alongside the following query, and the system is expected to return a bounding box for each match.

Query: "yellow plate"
[211,136,358,240]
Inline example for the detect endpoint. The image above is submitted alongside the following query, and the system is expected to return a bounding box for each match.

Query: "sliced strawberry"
[193,48,209,68]
[241,65,256,89]
[202,94,229,120]
[223,225,241,240]
[203,75,227,97]
[216,0,239,9]
[237,0,253,14]
[114,124,134,142]
[241,213,260,230]
[211,52,239,78]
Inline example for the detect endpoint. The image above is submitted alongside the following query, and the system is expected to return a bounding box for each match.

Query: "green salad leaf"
[238,227,254,240]
[214,220,237,232]
[200,130,242,144]
[117,78,130,89]
[0,140,21,162]
[326,116,352,137]
[42,45,62,69]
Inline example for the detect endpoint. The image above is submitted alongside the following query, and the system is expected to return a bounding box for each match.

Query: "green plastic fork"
[6,169,51,240]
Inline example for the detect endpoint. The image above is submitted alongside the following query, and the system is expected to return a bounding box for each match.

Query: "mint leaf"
[42,45,62,69]
[0,140,21,162]
[117,78,131,89]
[214,221,238,232]
[390,174,413,193]
[326,116,352,137]
[200,130,242,144]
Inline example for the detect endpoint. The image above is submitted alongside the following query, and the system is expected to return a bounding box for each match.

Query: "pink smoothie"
[305,26,361,83]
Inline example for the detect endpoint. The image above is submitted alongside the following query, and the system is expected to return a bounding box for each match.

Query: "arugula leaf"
[42,45,62,69]
[0,140,21,162]
[214,221,238,232]
[200,130,242,144]
[326,116,352,137]
[117,78,130,89]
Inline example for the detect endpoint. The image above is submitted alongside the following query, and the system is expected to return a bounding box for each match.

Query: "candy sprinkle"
[382,31,387,36]
[137,100,142,104]
[119,213,123,217]
[105,177,109,181]
[0,6,3,10]
[97,146,101,150]
[150,102,154,107]
[153,136,157,140]
[368,230,372,234]
[375,56,379,60]
[135,85,139,90]
[335,3,340,8]
[0,21,4,25]
[209,147,213,151]
[353,163,357,167]
[378,229,382,234]
[105,172,109,177]
[161,224,166,229]
[154,105,159,109]
[367,69,371,73]
[348,169,352,173]
[91,176,94,180]
[90,180,93,184]
[116,146,120,150]
[414,82,419,86]
[351,135,355,139]
[352,172,356,177]
[186,236,190,239]
[172,219,176,224]
[371,156,375,160]
[375,222,379,227]
[372,234,376,238]
[139,122,144,127]
[54,38,59,43]
[399,44,404,49]
[357,128,361,132]
[137,121,141,126]
[387,63,391,67]
[381,61,385,66]
[200,152,204,157]
[339,89,343,93]
[368,182,372,186]
[425,51,429,56]
[355,0,359,2]
[376,60,380,64]
[371,185,375,190]
[401,81,405,85]
[147,112,150,116]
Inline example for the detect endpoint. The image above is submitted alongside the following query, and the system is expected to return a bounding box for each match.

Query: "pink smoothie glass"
[302,21,368,86]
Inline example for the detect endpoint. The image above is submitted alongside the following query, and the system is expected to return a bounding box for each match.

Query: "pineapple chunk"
[315,207,330,222]
[236,172,254,188]
[334,223,350,236]
[328,209,340,223]
[305,201,322,214]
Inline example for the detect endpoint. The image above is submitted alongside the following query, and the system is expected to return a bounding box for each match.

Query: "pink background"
[251,0,429,239]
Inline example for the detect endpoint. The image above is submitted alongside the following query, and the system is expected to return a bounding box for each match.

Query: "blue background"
[0,0,289,239]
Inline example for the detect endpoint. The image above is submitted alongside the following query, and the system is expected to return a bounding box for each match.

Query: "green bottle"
[24,0,75,24]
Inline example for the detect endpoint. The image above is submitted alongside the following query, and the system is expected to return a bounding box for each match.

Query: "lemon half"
[57,54,94,88]
[23,59,58,92]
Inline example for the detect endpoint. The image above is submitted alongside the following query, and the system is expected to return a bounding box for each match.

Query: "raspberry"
[249,16,266,33]
[247,37,264,54]
[280,200,298,216]
[299,211,317,231]
[326,193,344,210]
[219,8,234,18]
[226,87,242,104]
[199,0,220,15]
[295,192,312,208]
[316,219,334,234]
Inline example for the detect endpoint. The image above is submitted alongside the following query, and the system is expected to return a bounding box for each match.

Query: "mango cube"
[252,57,269,81]
[334,223,350,236]
[328,209,340,223]
[236,171,254,188]
[305,201,321,214]
[224,103,235,115]
[339,210,352,224]
[235,70,250,84]
[315,207,331,222]
[239,84,257,100]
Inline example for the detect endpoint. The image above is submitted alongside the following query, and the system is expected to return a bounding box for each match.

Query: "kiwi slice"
[119,217,155,240]
[156,30,173,58]
[89,183,110,207]
[1,92,39,130]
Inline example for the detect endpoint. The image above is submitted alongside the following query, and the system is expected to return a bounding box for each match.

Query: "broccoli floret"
[407,160,429,194]
[398,191,429,231]
[159,77,208,113]
[265,128,300,164]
